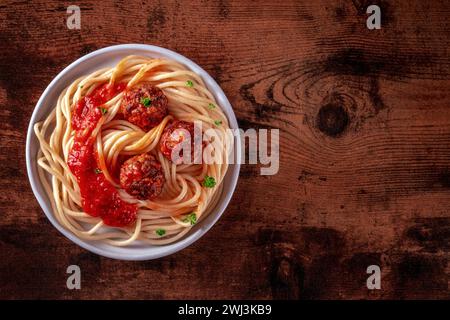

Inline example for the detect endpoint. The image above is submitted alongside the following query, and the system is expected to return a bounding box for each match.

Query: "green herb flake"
[140,97,152,107]
[186,80,194,88]
[202,175,216,188]
[214,120,222,126]
[208,103,216,110]
[182,213,197,225]
[94,168,102,174]
[99,107,108,115]
[79,85,84,89]
[156,229,166,236]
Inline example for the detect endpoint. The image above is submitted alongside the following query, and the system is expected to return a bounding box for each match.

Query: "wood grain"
[0,0,449,299]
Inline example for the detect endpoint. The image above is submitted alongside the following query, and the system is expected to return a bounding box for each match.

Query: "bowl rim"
[25,44,241,260]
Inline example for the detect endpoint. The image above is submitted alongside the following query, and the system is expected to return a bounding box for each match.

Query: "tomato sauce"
[67,83,137,227]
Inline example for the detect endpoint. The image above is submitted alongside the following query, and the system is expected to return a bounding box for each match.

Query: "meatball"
[120,153,164,200]
[160,120,202,164]
[121,83,168,131]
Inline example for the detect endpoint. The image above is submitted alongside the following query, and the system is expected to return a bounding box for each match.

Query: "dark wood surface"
[0,0,449,299]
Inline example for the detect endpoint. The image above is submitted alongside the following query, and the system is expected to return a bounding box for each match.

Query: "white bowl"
[26,44,241,260]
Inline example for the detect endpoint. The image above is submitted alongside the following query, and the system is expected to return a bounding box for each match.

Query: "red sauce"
[67,83,137,227]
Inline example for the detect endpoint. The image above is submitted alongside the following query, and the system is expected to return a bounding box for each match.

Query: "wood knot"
[270,257,303,299]
[316,103,349,137]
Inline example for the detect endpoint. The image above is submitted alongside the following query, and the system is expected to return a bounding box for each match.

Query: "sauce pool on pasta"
[68,82,137,227]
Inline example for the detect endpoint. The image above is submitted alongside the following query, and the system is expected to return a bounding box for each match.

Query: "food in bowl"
[33,55,232,247]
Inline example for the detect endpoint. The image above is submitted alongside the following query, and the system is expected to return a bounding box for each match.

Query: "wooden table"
[0,0,449,299]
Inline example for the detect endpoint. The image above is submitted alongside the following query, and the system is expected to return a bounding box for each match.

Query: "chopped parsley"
[208,103,216,110]
[140,97,152,107]
[156,229,166,236]
[202,175,216,188]
[79,85,84,89]
[94,168,102,174]
[99,107,108,115]
[214,120,222,126]
[186,80,194,87]
[182,213,197,225]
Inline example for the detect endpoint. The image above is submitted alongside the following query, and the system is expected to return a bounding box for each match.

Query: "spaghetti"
[34,55,231,246]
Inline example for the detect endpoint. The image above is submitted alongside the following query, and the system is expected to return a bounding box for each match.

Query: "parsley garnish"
[140,97,152,107]
[186,80,194,87]
[79,85,84,89]
[202,175,216,188]
[214,120,222,126]
[99,107,108,115]
[94,168,102,174]
[156,229,166,236]
[208,103,216,110]
[182,213,197,225]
